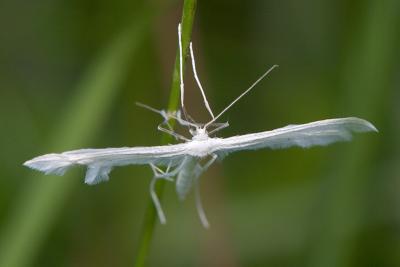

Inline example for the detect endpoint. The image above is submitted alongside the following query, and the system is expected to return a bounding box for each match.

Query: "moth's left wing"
[212,117,377,157]
[24,143,189,185]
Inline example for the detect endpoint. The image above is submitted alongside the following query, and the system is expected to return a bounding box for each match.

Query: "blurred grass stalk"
[133,0,197,266]
[310,0,400,266]
[0,11,152,267]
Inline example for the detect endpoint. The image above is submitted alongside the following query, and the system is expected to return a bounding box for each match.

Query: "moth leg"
[165,161,172,173]
[136,102,179,131]
[150,176,168,224]
[194,176,209,228]
[157,124,190,142]
[149,158,188,224]
[192,154,218,228]
[141,108,191,141]
[201,153,218,171]
[166,158,187,177]
[208,122,230,135]
[159,110,174,130]
[175,110,198,128]
[151,159,187,181]
[140,104,196,130]
[149,163,178,224]
[150,164,174,181]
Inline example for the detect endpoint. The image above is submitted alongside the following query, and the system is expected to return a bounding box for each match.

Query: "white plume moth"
[24,24,378,228]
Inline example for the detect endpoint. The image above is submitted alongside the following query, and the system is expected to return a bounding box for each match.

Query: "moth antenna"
[189,42,215,119]
[178,23,190,122]
[205,65,278,127]
[178,24,184,110]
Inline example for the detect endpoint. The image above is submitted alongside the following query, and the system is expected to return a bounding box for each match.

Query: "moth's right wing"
[212,117,377,157]
[24,143,189,184]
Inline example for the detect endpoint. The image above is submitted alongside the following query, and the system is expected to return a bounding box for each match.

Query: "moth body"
[185,135,220,157]
[23,23,378,228]
[176,156,203,200]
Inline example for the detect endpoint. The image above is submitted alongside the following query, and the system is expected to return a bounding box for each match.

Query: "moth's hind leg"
[150,159,186,179]
[149,160,187,225]
[149,163,176,224]
[193,154,218,228]
[194,177,209,229]
[174,110,200,129]
[150,164,175,181]
[201,153,218,171]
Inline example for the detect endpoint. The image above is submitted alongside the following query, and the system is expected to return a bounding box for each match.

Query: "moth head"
[189,126,210,141]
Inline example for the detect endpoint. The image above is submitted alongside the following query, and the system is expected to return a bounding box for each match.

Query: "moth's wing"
[24,143,188,185]
[212,117,377,157]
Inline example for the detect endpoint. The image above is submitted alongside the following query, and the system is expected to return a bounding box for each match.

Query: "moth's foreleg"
[174,110,198,128]
[159,110,174,130]
[157,123,190,142]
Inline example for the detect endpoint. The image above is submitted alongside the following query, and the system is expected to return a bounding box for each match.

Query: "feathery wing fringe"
[24,145,187,185]
[213,117,377,156]
[24,117,377,184]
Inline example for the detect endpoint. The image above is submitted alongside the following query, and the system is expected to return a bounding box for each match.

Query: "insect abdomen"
[176,157,201,200]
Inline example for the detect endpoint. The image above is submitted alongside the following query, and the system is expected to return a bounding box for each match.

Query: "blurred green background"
[0,0,399,266]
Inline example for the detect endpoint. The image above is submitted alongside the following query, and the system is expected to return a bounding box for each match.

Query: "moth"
[24,24,377,228]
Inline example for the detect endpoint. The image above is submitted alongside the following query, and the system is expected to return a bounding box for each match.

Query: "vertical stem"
[133,0,197,266]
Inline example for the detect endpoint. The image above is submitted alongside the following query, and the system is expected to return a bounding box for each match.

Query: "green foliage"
[0,10,151,267]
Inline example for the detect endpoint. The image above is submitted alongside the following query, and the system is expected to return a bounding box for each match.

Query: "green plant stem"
[133,0,197,266]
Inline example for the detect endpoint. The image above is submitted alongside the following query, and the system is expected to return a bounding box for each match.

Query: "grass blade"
[133,0,197,266]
